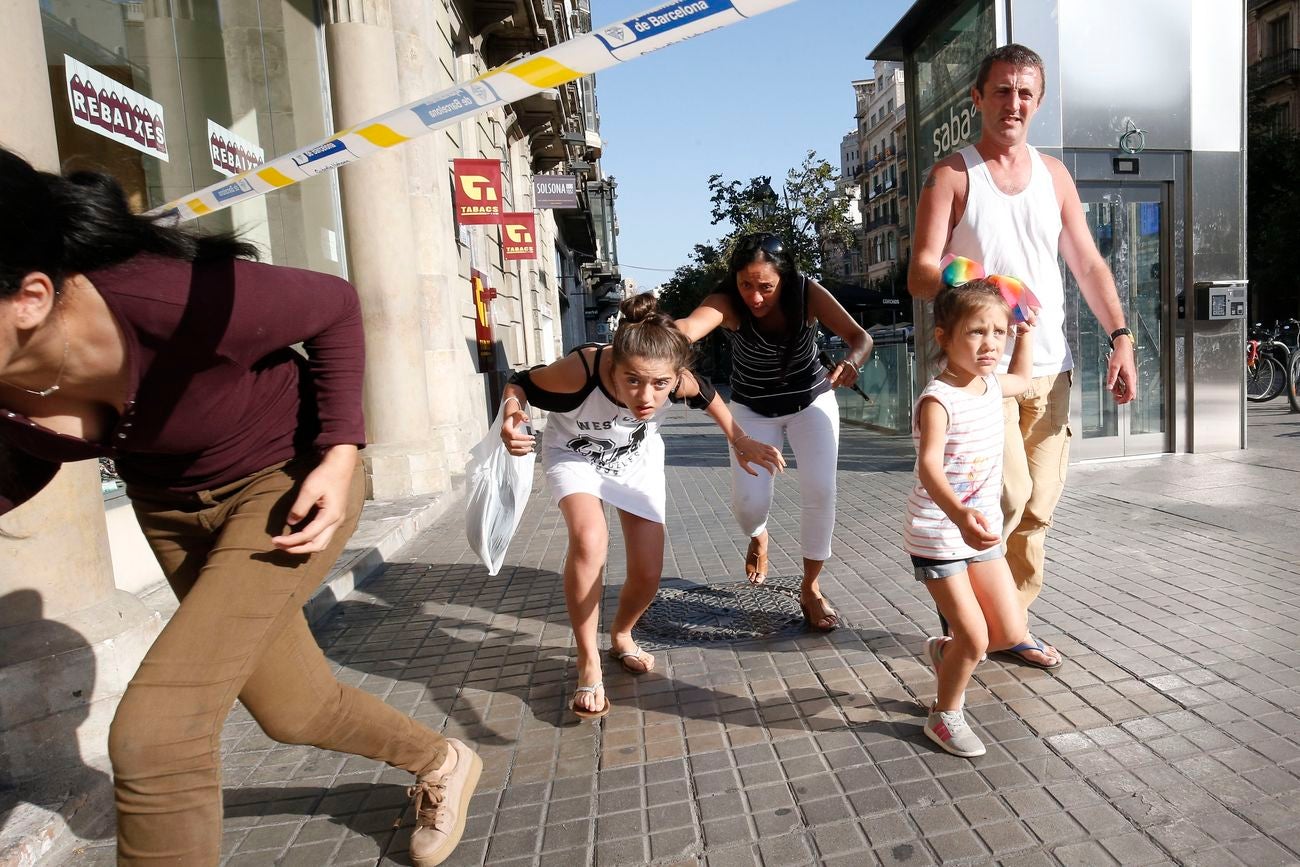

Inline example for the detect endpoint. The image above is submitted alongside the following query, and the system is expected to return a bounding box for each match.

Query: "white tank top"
[947,145,1071,375]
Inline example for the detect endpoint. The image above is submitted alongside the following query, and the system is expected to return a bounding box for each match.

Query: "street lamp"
[755,180,779,222]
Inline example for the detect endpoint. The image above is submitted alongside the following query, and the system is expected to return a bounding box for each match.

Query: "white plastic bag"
[465,401,535,575]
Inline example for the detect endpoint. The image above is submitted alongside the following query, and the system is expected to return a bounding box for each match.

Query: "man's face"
[973,61,1043,146]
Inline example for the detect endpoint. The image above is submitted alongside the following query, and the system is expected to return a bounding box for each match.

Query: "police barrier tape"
[149,0,797,222]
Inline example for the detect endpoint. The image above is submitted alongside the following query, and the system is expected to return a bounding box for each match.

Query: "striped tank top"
[727,275,831,418]
[903,375,1005,560]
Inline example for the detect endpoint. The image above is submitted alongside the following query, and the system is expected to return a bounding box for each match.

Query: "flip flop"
[800,595,840,632]
[997,633,1062,670]
[745,536,768,585]
[608,644,655,674]
[572,683,610,719]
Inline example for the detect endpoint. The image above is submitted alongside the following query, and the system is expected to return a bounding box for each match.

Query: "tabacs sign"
[502,212,538,261]
[454,158,503,225]
[532,175,578,209]
[64,56,168,162]
[207,120,265,178]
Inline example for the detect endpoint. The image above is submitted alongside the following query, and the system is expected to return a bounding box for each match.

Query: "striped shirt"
[727,277,831,417]
[903,375,1005,560]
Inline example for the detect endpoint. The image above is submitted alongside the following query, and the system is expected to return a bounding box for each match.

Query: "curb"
[0,485,462,865]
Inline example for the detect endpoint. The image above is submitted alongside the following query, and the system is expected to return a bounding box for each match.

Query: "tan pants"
[112,458,446,866]
[1001,372,1072,609]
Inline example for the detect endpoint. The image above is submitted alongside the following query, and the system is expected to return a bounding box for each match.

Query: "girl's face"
[613,355,679,420]
[937,303,1011,377]
[735,261,782,319]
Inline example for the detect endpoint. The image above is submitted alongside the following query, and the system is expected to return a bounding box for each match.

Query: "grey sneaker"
[925,708,986,757]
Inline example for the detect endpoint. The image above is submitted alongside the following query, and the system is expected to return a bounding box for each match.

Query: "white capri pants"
[728,388,839,561]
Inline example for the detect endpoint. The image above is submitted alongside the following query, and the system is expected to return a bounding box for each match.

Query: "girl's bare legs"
[967,556,1029,654]
[608,509,666,672]
[925,572,988,711]
[925,556,1027,710]
[558,494,610,713]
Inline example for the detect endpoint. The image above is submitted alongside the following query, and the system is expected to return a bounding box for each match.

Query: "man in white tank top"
[908,44,1138,670]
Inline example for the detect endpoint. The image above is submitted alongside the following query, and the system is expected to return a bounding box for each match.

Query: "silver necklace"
[1,312,70,398]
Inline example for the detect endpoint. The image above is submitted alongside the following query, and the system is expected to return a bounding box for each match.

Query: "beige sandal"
[608,644,655,674]
[572,683,610,719]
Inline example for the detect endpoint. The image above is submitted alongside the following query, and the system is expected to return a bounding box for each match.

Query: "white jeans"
[728,389,839,561]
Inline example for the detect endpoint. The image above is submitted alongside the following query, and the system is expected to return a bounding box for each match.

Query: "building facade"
[0,0,621,810]
[859,59,908,291]
[823,128,864,284]
[1248,0,1300,132]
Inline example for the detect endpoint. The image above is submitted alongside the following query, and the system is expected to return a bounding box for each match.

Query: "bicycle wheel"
[1247,354,1284,401]
[1288,351,1300,412]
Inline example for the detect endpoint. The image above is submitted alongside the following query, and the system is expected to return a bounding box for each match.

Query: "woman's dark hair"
[720,232,804,338]
[611,292,693,371]
[0,146,259,298]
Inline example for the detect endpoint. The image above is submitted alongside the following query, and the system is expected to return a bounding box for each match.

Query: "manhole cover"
[631,576,838,649]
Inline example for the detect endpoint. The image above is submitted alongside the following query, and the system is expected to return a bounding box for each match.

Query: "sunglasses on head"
[738,232,786,260]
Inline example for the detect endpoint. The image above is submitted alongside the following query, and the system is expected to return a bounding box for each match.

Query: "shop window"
[42,0,346,501]
[909,0,994,181]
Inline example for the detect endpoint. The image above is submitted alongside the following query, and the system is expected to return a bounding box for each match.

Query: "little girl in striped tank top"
[904,277,1037,758]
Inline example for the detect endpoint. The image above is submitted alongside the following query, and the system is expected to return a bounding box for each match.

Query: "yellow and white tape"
[150,0,798,222]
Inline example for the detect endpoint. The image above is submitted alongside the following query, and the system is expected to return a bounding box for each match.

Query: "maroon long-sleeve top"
[0,254,366,515]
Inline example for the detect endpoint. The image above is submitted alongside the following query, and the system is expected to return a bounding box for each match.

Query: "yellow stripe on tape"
[257,167,295,187]
[186,198,211,215]
[356,123,409,147]
[505,56,583,89]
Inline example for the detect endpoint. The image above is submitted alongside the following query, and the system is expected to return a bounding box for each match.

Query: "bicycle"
[1288,336,1300,413]
[1246,321,1292,402]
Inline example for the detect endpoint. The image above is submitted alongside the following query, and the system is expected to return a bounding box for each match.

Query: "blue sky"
[592,0,913,289]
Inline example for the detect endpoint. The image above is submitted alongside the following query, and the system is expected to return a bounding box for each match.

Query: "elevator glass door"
[1066,185,1170,460]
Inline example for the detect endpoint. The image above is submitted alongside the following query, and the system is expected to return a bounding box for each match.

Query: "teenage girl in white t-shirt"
[905,277,1037,758]
[499,294,784,719]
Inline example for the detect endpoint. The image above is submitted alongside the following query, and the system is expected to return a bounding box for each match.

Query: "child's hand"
[957,507,1001,550]
[1014,308,1039,335]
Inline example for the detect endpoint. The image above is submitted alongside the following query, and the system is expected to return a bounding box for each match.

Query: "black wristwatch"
[1108,327,1134,349]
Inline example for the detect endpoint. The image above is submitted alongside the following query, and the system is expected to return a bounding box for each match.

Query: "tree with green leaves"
[705,150,856,279]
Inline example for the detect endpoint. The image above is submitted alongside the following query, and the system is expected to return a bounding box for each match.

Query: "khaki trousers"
[1001,372,1072,609]
[111,458,446,865]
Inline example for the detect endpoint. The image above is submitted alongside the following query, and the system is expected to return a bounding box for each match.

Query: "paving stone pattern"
[67,404,1300,866]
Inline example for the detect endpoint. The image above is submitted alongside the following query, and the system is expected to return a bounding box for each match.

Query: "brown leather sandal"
[745,536,768,585]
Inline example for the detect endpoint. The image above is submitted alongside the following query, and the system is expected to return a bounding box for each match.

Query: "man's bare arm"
[908,157,964,301]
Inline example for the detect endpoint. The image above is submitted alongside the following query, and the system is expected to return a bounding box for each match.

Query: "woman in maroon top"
[0,148,476,867]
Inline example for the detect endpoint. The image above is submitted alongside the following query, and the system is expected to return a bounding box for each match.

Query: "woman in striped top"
[677,233,872,631]
[906,277,1037,758]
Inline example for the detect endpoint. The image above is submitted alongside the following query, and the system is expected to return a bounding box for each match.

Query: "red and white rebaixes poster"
[207,120,265,178]
[64,55,168,162]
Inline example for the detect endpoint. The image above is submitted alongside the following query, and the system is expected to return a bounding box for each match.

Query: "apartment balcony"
[1250,48,1300,90]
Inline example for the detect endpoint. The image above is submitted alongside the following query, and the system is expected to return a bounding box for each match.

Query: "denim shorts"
[910,545,1004,581]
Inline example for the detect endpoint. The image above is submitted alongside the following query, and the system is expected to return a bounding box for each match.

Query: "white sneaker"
[925,708,986,758]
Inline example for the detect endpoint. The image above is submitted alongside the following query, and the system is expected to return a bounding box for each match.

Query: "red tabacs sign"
[453,159,503,225]
[502,212,538,261]
[64,55,168,162]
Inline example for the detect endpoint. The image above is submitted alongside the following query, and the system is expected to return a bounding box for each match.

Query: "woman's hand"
[501,397,535,456]
[272,445,357,554]
[827,360,860,389]
[957,507,1001,551]
[733,435,786,477]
